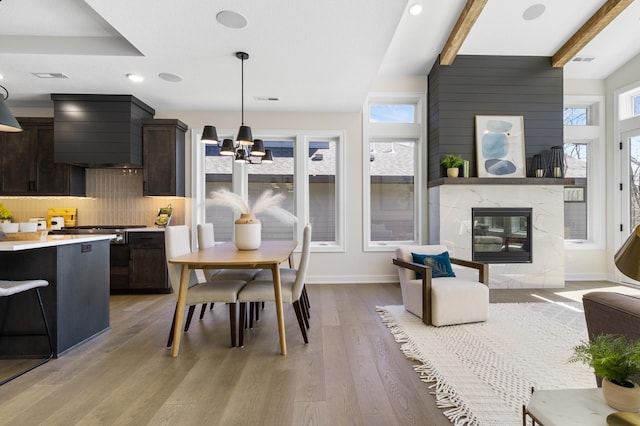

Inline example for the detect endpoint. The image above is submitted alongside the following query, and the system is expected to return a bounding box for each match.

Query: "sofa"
[582,291,640,387]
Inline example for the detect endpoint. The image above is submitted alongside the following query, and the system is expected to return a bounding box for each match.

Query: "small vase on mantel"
[234,213,261,250]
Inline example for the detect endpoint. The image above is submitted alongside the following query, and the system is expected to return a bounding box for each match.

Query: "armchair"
[393,245,489,326]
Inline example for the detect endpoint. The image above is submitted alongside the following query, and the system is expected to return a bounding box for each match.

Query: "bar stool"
[0,279,53,386]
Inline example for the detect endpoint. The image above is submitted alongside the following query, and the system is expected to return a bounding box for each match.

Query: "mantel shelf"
[428,177,576,188]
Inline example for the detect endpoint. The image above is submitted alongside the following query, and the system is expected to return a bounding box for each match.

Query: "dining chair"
[0,279,53,386]
[252,222,312,319]
[165,225,246,348]
[196,223,260,320]
[237,223,312,346]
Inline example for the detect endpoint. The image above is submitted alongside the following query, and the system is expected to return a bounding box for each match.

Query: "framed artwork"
[475,115,526,178]
[564,186,585,202]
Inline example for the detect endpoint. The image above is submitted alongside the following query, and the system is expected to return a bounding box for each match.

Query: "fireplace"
[472,207,532,263]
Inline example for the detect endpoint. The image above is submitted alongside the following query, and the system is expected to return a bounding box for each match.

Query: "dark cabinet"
[110,231,169,294]
[142,119,187,196]
[0,117,85,196]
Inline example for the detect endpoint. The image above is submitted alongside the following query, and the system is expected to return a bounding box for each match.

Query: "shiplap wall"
[427,55,564,182]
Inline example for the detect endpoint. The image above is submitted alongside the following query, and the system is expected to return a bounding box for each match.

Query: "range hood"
[51,94,155,168]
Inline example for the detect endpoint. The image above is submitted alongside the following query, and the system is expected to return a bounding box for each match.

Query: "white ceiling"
[1,0,639,113]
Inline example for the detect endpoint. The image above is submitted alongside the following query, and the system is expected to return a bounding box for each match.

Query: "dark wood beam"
[552,0,634,68]
[439,0,488,66]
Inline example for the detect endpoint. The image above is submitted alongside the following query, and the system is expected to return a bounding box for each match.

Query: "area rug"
[377,302,596,425]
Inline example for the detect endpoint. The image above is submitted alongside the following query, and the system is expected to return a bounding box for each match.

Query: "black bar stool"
[0,279,53,386]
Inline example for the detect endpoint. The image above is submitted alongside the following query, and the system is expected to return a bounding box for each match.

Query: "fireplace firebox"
[472,207,532,263]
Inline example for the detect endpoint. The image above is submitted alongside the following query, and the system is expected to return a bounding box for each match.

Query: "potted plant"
[0,203,12,222]
[441,154,464,178]
[210,189,296,250]
[569,334,640,411]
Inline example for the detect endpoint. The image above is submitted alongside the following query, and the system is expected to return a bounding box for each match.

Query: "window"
[369,140,415,242]
[634,95,640,117]
[199,130,344,250]
[369,104,416,123]
[563,108,588,125]
[204,143,233,242]
[248,139,295,241]
[564,142,588,240]
[364,94,424,249]
[563,95,605,248]
[308,139,338,243]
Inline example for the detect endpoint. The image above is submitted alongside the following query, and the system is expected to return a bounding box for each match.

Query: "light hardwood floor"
[0,281,630,425]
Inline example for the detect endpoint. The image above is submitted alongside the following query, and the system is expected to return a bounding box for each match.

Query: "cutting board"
[47,208,77,228]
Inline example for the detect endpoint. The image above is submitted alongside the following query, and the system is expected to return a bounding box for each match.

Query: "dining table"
[167,239,297,357]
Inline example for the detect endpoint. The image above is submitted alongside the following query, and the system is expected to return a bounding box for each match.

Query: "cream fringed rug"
[377,302,597,426]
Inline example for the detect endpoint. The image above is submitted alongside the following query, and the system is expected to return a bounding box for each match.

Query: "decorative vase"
[548,146,565,178]
[447,167,459,178]
[602,379,640,412]
[234,213,261,250]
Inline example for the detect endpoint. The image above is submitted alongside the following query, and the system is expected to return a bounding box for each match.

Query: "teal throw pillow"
[411,251,456,279]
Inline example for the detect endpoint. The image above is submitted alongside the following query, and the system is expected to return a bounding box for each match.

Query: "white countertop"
[0,234,116,251]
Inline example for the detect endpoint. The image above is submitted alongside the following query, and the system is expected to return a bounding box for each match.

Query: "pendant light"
[200,51,272,164]
[0,86,22,132]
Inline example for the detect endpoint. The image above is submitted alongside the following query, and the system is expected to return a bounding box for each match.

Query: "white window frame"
[363,93,426,251]
[192,128,345,253]
[563,95,605,250]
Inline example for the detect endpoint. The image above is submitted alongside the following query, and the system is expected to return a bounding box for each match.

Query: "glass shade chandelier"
[0,86,22,132]
[201,52,273,164]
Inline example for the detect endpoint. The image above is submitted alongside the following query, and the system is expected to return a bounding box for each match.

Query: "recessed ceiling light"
[127,73,144,83]
[408,3,423,16]
[255,96,279,102]
[522,4,545,21]
[32,72,68,79]
[216,10,248,29]
[0,74,4,80]
[159,72,183,82]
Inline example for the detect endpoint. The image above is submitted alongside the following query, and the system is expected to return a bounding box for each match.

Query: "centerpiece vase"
[234,213,261,250]
[602,379,640,412]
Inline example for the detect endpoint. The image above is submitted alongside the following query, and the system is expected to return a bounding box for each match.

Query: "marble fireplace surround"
[428,178,573,289]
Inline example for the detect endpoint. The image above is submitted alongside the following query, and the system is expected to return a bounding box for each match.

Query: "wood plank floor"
[0,281,632,425]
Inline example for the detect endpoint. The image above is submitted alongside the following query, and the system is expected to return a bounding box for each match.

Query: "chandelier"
[201,52,273,164]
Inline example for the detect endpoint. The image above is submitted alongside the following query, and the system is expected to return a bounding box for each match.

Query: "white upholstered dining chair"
[165,225,246,348]
[237,223,312,346]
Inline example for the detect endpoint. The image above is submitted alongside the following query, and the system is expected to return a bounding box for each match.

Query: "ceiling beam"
[439,0,488,66]
[552,0,633,68]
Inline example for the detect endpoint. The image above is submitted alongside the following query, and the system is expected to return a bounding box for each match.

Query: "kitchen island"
[0,234,114,357]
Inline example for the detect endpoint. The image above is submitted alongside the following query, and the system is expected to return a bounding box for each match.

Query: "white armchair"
[393,245,489,326]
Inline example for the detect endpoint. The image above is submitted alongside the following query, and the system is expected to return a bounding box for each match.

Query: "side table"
[523,388,618,425]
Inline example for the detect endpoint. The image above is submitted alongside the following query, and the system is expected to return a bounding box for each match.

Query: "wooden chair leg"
[210,302,215,310]
[228,303,237,348]
[199,303,207,320]
[238,302,246,347]
[302,286,310,318]
[292,300,308,344]
[249,302,255,329]
[184,305,196,332]
[300,299,310,329]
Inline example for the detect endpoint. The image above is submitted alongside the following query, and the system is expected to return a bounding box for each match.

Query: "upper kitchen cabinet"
[142,119,187,197]
[0,118,85,196]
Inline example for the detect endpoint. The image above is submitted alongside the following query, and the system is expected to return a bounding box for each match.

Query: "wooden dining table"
[167,240,297,357]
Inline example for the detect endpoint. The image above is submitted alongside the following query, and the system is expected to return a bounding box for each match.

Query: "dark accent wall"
[428,55,563,182]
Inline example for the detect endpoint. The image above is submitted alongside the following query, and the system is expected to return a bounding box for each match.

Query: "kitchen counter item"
[46,208,77,228]
[29,218,47,231]
[1,231,48,241]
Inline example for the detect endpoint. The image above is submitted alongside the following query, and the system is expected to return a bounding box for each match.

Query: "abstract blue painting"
[475,115,526,178]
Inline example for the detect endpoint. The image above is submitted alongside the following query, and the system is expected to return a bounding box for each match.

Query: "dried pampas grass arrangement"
[210,189,296,225]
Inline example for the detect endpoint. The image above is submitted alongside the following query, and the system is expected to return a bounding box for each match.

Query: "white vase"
[234,213,261,250]
[602,379,640,412]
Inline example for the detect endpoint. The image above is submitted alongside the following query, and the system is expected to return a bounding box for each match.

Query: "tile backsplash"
[0,169,185,226]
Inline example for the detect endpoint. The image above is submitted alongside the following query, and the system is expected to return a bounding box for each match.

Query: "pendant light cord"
[240,56,244,125]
